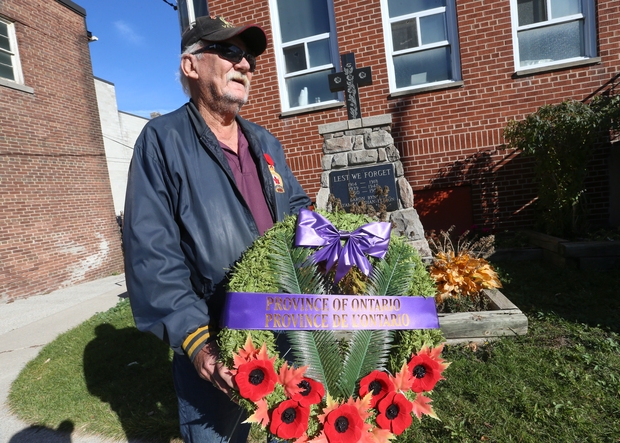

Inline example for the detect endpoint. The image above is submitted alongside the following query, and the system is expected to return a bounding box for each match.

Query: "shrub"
[503,96,620,237]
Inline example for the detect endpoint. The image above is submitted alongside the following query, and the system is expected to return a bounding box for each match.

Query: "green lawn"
[8,259,620,442]
[8,300,181,442]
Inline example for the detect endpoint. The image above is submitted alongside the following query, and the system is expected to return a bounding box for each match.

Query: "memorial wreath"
[217,209,449,442]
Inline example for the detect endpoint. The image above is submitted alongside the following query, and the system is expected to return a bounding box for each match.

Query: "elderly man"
[122,15,311,442]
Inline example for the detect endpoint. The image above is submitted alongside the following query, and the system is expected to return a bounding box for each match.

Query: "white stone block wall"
[94,78,148,215]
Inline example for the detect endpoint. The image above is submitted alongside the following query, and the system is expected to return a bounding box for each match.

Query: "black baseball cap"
[181,15,267,56]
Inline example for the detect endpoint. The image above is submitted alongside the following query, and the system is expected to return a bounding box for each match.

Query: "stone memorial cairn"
[315,114,432,260]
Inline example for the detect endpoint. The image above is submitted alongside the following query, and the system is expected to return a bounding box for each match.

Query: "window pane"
[277,0,330,43]
[286,69,337,107]
[0,35,11,52]
[393,47,451,88]
[392,19,419,51]
[308,39,331,68]
[551,0,581,18]
[420,13,446,44]
[0,22,10,52]
[518,20,584,66]
[388,0,445,18]
[191,0,209,18]
[517,0,547,26]
[0,52,15,80]
[283,44,307,73]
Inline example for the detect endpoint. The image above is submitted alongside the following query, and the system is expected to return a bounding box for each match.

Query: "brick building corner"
[1,0,124,301]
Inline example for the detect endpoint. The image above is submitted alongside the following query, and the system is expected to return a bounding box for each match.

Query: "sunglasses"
[191,43,257,72]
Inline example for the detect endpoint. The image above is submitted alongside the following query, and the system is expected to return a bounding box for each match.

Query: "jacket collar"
[185,101,277,219]
[186,100,235,180]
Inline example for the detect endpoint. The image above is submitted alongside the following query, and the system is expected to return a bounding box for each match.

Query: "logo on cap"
[218,16,234,28]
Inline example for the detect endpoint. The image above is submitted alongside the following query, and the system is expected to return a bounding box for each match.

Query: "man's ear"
[181,54,199,80]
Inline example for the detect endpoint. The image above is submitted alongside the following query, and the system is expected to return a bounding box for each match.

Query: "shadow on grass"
[494,259,620,332]
[83,324,181,442]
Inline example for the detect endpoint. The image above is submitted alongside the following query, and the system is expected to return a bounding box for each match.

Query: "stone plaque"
[329,164,398,212]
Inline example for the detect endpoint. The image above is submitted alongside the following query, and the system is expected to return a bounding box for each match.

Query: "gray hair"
[179,41,204,97]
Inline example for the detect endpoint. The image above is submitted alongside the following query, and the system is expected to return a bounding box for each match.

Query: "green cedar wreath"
[218,210,448,443]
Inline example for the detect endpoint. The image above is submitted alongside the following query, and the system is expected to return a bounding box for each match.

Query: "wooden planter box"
[526,231,620,270]
[438,289,528,345]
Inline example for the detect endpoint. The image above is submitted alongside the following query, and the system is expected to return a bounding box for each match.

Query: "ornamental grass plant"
[427,226,502,313]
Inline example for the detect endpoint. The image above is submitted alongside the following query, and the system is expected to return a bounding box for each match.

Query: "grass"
[8,300,181,442]
[8,259,620,442]
[399,260,620,442]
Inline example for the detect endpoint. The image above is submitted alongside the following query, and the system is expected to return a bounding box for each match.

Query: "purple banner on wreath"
[221,292,439,331]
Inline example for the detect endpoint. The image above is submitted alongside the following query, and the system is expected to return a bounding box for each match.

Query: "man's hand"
[192,341,235,396]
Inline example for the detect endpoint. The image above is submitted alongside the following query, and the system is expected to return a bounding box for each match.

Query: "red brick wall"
[0,0,123,301]
[210,0,620,232]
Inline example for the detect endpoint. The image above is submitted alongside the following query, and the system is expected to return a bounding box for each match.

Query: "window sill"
[280,101,344,118]
[514,57,602,77]
[388,80,464,99]
[0,77,34,94]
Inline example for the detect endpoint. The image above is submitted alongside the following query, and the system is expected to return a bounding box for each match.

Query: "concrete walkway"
[0,275,128,443]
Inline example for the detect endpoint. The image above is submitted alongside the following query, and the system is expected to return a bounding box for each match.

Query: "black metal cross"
[328,53,372,120]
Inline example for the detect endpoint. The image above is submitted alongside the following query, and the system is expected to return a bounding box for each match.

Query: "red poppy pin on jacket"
[264,154,285,193]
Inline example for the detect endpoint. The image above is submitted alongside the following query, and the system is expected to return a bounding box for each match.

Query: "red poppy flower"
[269,399,310,440]
[407,353,443,393]
[292,377,325,407]
[235,358,278,401]
[375,392,413,435]
[358,370,395,408]
[323,403,364,443]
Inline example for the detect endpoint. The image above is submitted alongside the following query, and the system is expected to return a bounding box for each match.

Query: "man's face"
[196,37,253,113]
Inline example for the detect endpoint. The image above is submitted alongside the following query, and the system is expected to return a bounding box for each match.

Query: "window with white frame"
[511,0,597,70]
[269,0,340,111]
[0,18,24,84]
[381,0,461,92]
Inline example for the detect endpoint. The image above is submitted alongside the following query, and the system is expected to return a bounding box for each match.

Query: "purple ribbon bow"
[294,208,392,282]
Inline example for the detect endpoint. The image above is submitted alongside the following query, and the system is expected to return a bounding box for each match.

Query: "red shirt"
[220,128,274,235]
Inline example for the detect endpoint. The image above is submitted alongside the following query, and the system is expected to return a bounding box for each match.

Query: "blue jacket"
[123,101,311,360]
